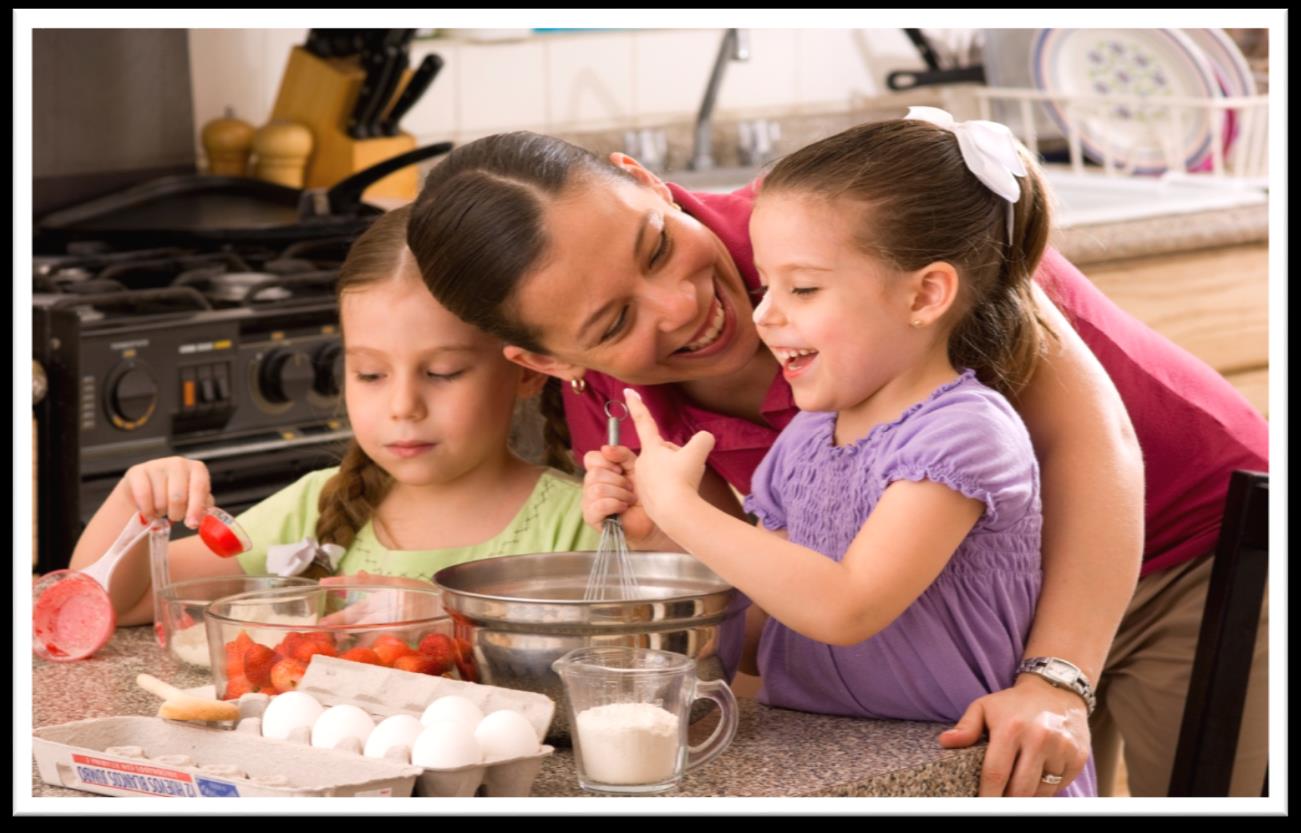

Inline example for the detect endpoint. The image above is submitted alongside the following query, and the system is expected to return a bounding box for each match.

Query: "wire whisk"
[583,400,641,602]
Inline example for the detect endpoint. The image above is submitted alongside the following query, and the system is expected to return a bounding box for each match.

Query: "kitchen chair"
[1168,470,1270,797]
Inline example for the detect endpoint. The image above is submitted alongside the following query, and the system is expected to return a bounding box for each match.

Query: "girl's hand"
[581,446,660,544]
[119,456,214,528]
[937,675,1092,796]
[621,389,716,521]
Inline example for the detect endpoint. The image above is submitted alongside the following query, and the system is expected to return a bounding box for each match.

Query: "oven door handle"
[180,429,352,462]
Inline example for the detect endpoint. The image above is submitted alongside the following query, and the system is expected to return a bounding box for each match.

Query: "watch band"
[1016,656,1097,715]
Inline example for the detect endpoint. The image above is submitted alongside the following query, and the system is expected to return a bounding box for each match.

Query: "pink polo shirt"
[563,180,1268,577]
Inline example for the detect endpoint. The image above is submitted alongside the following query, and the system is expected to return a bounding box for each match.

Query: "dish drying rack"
[975,86,1269,185]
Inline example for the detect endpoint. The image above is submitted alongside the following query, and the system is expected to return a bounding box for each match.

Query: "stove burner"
[33,236,352,312]
[207,272,293,304]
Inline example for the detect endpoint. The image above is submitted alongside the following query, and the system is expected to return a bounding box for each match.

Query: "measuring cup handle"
[685,679,738,773]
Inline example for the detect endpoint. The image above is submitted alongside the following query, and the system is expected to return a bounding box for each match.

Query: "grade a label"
[70,753,208,797]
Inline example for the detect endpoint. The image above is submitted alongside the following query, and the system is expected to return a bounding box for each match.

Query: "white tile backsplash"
[710,28,799,117]
[632,29,721,123]
[188,28,924,159]
[456,39,549,133]
[544,32,635,132]
[402,42,460,144]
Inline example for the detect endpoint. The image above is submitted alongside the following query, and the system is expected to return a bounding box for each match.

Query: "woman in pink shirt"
[406,129,1268,797]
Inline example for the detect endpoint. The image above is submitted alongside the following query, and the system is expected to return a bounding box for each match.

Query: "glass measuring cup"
[33,507,251,662]
[552,646,738,794]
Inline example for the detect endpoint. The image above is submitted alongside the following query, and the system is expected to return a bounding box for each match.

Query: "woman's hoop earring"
[570,377,587,395]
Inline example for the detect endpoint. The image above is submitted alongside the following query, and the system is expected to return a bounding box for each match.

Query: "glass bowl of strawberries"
[159,575,316,669]
[203,583,464,700]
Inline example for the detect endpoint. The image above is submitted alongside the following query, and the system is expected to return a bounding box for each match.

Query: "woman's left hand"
[938,674,1092,796]
[621,389,716,520]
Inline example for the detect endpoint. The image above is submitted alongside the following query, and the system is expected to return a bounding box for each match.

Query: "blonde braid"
[538,376,577,475]
[315,442,394,550]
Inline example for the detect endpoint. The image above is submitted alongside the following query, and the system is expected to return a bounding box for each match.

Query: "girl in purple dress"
[586,109,1096,797]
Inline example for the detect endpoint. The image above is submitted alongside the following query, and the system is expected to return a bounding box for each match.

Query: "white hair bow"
[905,106,1028,242]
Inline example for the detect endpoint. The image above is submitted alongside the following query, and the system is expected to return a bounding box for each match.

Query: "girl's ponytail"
[315,442,394,549]
[950,146,1055,398]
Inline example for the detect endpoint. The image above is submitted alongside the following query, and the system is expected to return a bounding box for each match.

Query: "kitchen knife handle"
[368,50,409,138]
[380,53,444,137]
[346,47,389,139]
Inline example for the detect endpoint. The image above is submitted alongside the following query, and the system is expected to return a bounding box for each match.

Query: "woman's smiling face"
[504,161,763,386]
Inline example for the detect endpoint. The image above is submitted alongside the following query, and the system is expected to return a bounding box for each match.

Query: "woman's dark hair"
[407,131,634,355]
[406,131,635,473]
[760,119,1055,398]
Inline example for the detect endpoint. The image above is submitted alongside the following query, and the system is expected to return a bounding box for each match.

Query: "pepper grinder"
[251,120,314,188]
[200,108,255,176]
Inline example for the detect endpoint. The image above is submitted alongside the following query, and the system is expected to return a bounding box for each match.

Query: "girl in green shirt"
[68,206,598,623]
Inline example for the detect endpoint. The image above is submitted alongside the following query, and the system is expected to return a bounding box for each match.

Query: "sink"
[663,165,1267,229]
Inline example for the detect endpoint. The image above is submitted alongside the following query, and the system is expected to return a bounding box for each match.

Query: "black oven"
[32,240,356,573]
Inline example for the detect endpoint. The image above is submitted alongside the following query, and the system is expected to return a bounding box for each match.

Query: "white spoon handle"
[80,513,154,590]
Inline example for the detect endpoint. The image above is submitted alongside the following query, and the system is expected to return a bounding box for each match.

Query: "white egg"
[473,709,540,761]
[261,691,325,740]
[420,695,484,729]
[364,713,425,760]
[411,721,483,769]
[311,704,376,751]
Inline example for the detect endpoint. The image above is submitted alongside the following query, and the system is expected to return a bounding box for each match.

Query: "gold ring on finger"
[1040,772,1064,786]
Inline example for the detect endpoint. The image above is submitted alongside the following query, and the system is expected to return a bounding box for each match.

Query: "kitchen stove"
[33,235,358,573]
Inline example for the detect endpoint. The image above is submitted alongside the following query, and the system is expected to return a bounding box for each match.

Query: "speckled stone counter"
[1051,203,1268,267]
[31,626,983,798]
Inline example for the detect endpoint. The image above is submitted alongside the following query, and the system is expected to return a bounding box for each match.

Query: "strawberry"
[305,630,337,650]
[291,640,337,664]
[243,643,278,689]
[269,657,308,692]
[393,654,439,675]
[339,647,383,666]
[373,641,414,667]
[223,674,255,700]
[224,631,255,678]
[276,632,307,661]
[259,685,281,697]
[454,657,477,683]
[417,633,457,675]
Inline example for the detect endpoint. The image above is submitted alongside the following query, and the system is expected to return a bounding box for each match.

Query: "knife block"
[269,46,419,201]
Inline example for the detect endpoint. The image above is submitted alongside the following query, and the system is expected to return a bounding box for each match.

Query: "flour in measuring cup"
[575,702,681,785]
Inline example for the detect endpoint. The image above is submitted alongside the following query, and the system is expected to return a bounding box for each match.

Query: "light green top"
[234,467,601,582]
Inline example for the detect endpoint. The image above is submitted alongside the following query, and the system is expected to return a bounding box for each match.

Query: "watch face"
[1044,659,1076,683]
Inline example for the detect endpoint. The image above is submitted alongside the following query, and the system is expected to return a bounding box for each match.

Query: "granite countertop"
[31,627,984,799]
[1051,203,1269,268]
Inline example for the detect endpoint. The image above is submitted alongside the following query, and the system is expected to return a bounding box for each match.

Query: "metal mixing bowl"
[435,551,747,743]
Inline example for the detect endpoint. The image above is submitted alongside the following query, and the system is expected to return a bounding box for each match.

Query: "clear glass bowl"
[204,583,454,700]
[159,576,316,668]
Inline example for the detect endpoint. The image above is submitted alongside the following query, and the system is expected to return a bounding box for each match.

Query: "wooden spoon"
[136,673,241,722]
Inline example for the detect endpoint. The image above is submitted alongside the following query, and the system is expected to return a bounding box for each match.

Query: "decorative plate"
[1031,28,1222,175]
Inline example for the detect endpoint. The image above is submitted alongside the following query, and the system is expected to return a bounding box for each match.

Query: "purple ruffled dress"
[742,370,1096,797]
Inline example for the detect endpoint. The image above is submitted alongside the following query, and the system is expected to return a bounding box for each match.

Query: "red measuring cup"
[33,507,252,662]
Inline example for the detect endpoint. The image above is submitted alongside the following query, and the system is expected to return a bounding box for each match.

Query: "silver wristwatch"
[1016,657,1097,715]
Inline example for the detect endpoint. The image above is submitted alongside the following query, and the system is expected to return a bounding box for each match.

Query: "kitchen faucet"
[689,28,749,171]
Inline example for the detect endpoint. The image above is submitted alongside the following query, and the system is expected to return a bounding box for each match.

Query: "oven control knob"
[313,343,344,398]
[259,349,314,405]
[107,363,158,430]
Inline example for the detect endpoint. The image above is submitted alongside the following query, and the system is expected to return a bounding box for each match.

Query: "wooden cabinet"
[1082,243,1270,418]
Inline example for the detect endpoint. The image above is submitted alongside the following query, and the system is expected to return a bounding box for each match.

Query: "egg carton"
[32,716,422,797]
[272,654,558,797]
